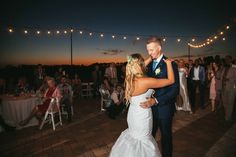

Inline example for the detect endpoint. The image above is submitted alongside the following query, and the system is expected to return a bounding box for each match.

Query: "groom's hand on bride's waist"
[140,97,157,108]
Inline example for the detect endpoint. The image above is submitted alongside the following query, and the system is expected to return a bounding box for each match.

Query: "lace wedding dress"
[109,89,161,157]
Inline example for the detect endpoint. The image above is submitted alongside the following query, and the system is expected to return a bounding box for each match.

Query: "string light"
[3,22,233,49]
[8,28,13,33]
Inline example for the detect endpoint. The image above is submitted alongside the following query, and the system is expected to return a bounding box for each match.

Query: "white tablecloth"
[1,95,39,129]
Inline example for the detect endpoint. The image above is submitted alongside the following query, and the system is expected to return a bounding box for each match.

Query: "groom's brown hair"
[146,36,162,47]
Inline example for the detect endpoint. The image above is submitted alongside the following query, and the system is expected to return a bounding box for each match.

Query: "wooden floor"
[0,97,235,157]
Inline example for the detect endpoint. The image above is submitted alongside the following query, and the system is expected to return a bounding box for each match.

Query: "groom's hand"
[140,97,157,108]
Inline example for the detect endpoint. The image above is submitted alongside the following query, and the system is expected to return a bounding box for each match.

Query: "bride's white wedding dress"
[109,89,161,157]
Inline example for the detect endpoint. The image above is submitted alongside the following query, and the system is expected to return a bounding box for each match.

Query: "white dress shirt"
[192,66,200,80]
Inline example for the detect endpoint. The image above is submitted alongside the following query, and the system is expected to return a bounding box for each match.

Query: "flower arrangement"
[127,55,132,63]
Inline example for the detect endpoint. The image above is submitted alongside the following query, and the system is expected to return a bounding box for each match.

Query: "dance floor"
[0,97,235,157]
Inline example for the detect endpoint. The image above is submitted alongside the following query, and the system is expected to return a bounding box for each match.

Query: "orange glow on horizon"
[1,56,127,66]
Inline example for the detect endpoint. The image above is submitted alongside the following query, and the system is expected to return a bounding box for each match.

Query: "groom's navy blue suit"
[147,55,179,157]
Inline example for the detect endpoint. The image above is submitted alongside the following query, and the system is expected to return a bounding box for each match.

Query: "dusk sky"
[0,0,235,66]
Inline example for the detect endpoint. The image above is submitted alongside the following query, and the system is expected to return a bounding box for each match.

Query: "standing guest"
[105,63,118,86]
[92,64,102,97]
[189,59,206,110]
[55,67,65,84]
[71,74,82,96]
[187,59,194,98]
[58,76,73,122]
[19,77,61,126]
[208,62,218,112]
[214,62,223,110]
[34,64,46,90]
[119,64,126,84]
[176,59,192,113]
[221,56,236,122]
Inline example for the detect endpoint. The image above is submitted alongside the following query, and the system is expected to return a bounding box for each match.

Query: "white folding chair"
[99,87,112,111]
[81,82,94,98]
[39,97,62,131]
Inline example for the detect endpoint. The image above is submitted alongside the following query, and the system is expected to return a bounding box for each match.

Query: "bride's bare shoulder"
[135,77,153,86]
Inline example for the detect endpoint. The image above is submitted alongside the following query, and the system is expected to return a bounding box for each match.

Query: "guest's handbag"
[176,94,183,107]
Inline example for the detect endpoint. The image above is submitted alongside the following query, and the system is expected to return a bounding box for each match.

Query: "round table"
[0,95,39,129]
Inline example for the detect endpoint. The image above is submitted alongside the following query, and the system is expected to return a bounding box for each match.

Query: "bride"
[109,53,175,157]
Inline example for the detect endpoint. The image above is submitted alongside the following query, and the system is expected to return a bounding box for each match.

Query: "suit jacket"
[147,56,179,119]
[220,65,236,92]
[189,65,206,84]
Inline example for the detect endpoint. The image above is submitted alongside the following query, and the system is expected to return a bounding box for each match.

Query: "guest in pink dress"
[19,77,61,126]
[208,62,218,112]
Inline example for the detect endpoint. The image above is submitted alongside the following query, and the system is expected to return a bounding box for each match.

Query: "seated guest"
[15,77,30,95]
[58,76,73,122]
[19,77,61,126]
[107,84,126,119]
[71,74,82,97]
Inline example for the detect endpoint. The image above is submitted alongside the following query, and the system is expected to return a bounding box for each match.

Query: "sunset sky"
[0,0,235,66]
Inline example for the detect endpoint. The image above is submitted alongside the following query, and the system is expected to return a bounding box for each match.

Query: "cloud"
[97,48,130,55]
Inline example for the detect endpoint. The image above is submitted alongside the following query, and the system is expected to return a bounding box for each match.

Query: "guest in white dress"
[109,53,175,157]
[176,60,192,113]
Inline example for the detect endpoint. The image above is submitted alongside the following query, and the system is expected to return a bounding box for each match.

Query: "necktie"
[153,60,158,70]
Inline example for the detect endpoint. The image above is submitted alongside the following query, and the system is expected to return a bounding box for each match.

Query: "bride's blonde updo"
[125,53,146,104]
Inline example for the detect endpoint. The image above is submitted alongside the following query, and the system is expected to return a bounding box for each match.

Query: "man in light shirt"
[189,59,206,111]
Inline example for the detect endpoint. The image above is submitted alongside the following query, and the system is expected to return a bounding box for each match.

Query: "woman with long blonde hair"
[109,53,175,157]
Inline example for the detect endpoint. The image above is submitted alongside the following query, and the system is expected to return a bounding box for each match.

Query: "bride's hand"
[163,58,173,64]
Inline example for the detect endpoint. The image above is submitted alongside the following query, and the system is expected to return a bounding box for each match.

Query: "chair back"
[99,86,112,111]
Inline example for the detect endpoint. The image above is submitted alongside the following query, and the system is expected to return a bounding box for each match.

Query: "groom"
[141,37,179,157]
